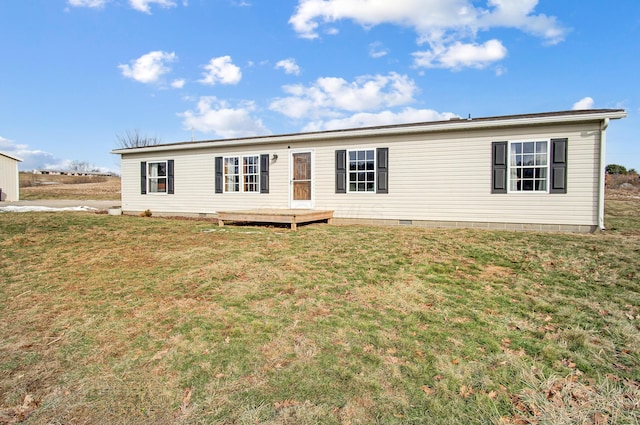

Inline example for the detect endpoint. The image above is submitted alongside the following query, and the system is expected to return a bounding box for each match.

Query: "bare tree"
[68,160,91,173]
[116,129,162,149]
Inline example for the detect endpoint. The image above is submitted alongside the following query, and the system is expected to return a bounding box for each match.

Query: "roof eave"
[0,152,23,162]
[111,109,627,155]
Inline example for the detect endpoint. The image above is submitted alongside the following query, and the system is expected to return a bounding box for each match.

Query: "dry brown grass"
[508,369,640,424]
[18,173,121,200]
[606,174,640,200]
[606,188,640,201]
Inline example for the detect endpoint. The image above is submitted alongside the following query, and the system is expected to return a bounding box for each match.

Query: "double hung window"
[348,149,376,192]
[492,138,567,194]
[216,154,268,194]
[148,161,167,193]
[223,155,260,193]
[224,157,240,192]
[509,141,548,192]
[243,155,259,192]
[336,147,388,194]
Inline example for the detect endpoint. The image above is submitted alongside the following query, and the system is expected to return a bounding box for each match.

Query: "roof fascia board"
[111,110,627,155]
[0,152,23,162]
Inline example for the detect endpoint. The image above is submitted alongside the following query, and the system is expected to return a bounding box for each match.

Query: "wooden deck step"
[217,209,334,231]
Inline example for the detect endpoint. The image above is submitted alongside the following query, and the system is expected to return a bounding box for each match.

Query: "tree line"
[606,164,637,175]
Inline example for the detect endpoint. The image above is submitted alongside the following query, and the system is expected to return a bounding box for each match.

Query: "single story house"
[112,109,626,232]
[0,151,22,202]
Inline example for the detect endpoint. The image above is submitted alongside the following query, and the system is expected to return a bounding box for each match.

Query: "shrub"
[606,164,628,175]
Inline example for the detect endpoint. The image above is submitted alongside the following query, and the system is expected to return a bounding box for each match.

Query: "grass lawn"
[1,198,639,424]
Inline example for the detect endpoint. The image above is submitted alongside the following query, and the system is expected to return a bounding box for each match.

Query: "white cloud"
[413,39,507,69]
[369,42,389,58]
[171,79,186,89]
[268,71,459,132]
[275,58,302,76]
[68,0,179,12]
[179,97,270,139]
[480,0,565,45]
[572,97,595,110]
[128,0,177,14]
[118,51,177,84]
[495,64,507,76]
[67,0,109,8]
[269,72,417,119]
[303,108,458,132]
[290,0,565,42]
[0,136,68,171]
[199,56,242,86]
[289,0,565,69]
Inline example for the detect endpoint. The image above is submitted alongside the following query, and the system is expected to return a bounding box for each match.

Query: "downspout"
[598,118,610,231]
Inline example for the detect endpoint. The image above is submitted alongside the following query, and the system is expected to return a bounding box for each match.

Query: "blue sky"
[1,0,638,172]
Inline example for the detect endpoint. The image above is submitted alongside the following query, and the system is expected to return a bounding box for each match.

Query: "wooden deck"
[217,209,334,231]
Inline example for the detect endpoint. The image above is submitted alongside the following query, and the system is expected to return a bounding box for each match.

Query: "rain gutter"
[598,118,610,230]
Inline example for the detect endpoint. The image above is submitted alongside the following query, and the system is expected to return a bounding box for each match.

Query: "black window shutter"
[215,156,223,194]
[492,142,507,193]
[336,150,347,194]
[376,147,389,194]
[140,161,147,195]
[550,138,568,193]
[167,159,174,194]
[260,154,269,194]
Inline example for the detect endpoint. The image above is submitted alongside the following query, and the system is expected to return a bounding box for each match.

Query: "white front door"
[290,151,313,209]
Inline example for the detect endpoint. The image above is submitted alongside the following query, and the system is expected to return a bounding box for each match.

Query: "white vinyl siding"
[121,148,286,215]
[313,123,600,226]
[118,121,603,227]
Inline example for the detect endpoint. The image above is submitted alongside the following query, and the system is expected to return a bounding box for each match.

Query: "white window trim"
[223,154,261,194]
[223,156,240,193]
[347,148,377,194]
[147,160,168,195]
[506,139,551,194]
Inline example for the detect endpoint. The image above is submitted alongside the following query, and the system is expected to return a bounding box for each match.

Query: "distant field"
[0,194,638,423]
[18,173,121,201]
